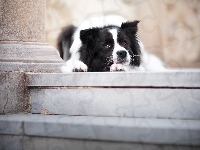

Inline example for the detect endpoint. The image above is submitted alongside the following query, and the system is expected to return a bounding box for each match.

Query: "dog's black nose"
[117,50,127,58]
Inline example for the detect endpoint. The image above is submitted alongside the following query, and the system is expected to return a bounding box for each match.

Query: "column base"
[0,41,65,72]
[0,42,65,114]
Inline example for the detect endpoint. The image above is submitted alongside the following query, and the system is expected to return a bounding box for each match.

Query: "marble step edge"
[26,70,200,87]
[0,114,200,146]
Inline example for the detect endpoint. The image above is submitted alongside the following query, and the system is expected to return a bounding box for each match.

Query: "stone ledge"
[26,70,200,87]
[0,62,63,72]
[0,114,200,146]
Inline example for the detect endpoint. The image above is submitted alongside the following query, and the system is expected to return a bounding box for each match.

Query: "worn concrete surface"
[0,114,200,146]
[0,135,22,150]
[0,72,29,114]
[1,135,200,150]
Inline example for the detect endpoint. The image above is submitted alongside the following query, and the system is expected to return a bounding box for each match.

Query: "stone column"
[0,0,64,72]
[0,0,64,114]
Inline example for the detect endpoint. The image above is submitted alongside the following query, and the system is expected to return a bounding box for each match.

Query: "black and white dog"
[58,15,166,72]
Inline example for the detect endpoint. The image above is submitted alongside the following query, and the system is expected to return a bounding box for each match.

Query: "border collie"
[57,15,166,72]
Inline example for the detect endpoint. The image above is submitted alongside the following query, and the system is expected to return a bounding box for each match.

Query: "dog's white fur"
[61,15,166,72]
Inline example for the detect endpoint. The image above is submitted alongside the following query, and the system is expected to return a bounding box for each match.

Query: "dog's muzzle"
[116,50,129,64]
[117,50,127,59]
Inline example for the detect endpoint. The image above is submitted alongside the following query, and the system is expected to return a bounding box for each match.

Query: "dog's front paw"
[110,64,125,72]
[61,60,88,73]
[73,61,88,72]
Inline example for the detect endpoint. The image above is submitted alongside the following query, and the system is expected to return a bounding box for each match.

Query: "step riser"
[30,88,200,119]
[1,135,200,150]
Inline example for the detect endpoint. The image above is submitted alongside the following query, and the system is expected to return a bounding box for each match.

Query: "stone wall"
[46,0,200,68]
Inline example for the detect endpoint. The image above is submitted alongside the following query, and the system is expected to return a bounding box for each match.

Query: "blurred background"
[46,0,200,68]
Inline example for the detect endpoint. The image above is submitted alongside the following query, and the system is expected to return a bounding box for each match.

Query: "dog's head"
[79,21,141,72]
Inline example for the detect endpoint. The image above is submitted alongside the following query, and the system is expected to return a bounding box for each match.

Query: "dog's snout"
[117,50,127,58]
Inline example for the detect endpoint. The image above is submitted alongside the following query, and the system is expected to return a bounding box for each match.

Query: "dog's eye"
[104,44,112,49]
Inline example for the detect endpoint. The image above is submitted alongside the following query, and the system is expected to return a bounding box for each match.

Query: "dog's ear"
[121,21,141,67]
[80,28,100,44]
[121,21,140,34]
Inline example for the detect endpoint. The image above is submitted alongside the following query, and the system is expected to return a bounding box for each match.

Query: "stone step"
[26,70,200,87]
[26,70,200,119]
[0,114,200,150]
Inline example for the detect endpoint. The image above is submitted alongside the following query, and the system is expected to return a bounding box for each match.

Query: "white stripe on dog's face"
[109,29,130,65]
[109,29,125,51]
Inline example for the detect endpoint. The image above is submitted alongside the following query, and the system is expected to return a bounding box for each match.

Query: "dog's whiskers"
[105,55,114,66]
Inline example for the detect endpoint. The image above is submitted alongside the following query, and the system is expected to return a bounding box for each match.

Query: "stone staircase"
[1,114,200,150]
[1,70,200,150]
[26,71,200,118]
